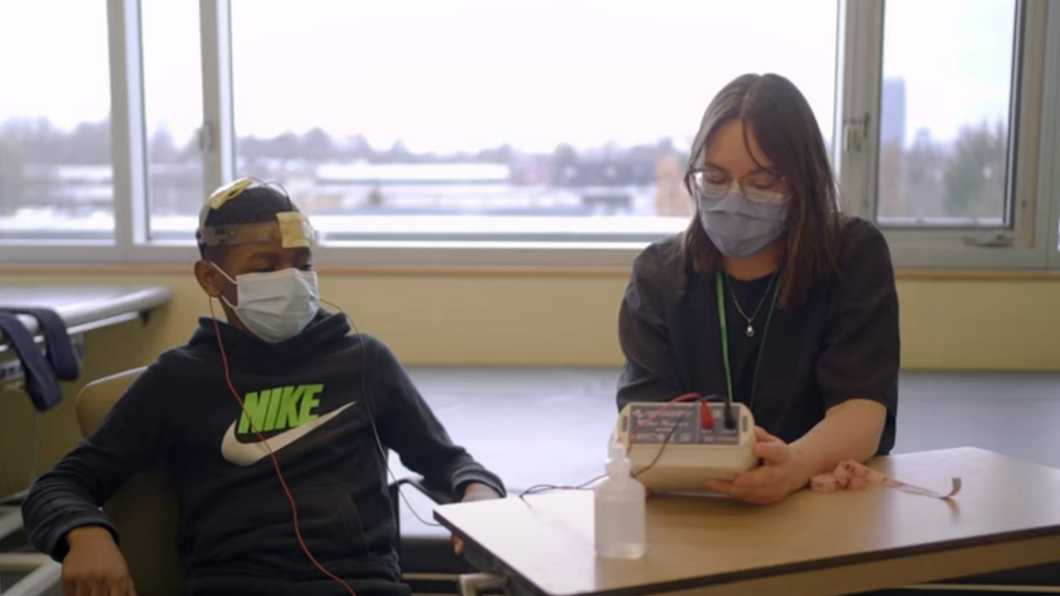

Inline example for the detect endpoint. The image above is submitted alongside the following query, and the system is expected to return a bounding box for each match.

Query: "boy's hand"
[452,483,502,555]
[460,482,502,503]
[63,525,138,596]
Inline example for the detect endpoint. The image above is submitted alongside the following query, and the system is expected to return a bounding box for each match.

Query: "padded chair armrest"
[389,476,457,506]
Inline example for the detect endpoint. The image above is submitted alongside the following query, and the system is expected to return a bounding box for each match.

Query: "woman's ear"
[193,260,224,298]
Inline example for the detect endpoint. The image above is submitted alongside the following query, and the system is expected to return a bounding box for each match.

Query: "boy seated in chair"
[22,179,505,596]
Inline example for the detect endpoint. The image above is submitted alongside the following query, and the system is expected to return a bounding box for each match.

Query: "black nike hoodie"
[22,310,505,596]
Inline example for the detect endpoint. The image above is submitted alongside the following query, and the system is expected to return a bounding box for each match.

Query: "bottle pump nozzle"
[606,442,631,476]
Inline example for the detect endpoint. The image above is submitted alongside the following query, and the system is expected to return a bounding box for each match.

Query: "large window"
[837,0,1057,269]
[1,0,1059,269]
[0,0,113,241]
[142,0,205,241]
[228,0,838,243]
[875,0,1017,228]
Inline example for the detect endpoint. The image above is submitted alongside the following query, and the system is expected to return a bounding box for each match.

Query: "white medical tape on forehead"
[198,212,316,249]
[198,178,256,230]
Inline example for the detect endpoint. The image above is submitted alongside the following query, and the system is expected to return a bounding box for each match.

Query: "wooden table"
[433,447,1060,596]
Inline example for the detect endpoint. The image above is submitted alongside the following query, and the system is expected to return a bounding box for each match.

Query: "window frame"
[839,0,1060,270]
[2,0,1059,272]
[1046,0,1060,269]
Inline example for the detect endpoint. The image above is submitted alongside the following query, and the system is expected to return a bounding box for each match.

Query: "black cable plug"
[722,400,737,430]
[700,394,737,430]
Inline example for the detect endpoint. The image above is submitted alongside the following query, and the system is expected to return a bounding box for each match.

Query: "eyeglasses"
[688,166,790,204]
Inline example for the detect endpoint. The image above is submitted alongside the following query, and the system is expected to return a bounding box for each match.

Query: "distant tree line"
[2,115,1009,220]
[878,119,1009,221]
[0,118,687,212]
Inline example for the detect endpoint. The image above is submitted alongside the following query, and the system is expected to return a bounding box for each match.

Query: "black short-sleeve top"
[617,215,900,455]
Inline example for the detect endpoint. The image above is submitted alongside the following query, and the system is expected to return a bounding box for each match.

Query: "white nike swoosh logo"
[221,402,355,467]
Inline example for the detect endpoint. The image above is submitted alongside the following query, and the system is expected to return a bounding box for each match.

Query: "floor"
[4,368,1060,594]
[401,367,1060,480]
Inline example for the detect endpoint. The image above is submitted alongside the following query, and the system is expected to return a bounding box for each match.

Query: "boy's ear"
[193,260,224,298]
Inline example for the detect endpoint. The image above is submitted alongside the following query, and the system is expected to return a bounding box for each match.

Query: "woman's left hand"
[452,483,502,554]
[706,427,811,505]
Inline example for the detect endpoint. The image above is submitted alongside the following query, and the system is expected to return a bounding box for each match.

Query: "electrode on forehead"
[197,178,318,248]
[199,213,316,248]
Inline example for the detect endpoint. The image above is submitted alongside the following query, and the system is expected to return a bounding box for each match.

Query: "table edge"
[434,508,1060,596]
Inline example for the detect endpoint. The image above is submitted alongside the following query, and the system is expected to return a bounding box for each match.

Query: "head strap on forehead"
[197,178,317,249]
[198,213,315,248]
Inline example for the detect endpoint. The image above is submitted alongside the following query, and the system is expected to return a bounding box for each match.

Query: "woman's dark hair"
[681,73,842,309]
[196,184,299,262]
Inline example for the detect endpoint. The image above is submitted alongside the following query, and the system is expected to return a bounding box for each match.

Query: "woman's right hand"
[62,526,137,596]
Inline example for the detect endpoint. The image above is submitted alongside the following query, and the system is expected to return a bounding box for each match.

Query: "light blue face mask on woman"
[697,187,790,258]
[213,264,320,343]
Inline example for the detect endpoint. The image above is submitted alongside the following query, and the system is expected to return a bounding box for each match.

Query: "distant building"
[880,77,907,148]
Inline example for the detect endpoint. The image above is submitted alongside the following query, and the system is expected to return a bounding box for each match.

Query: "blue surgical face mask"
[696,187,789,258]
[213,264,320,343]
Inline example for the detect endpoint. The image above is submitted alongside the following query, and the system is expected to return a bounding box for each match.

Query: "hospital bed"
[0,285,172,596]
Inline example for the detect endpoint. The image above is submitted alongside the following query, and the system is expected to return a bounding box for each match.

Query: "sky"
[881,0,1015,144]
[0,0,1015,155]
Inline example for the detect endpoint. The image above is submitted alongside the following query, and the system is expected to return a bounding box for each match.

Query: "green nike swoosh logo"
[221,402,354,467]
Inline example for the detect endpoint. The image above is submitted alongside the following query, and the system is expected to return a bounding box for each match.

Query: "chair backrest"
[75,368,186,596]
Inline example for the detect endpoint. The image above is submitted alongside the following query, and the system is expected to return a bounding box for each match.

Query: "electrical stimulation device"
[613,400,758,492]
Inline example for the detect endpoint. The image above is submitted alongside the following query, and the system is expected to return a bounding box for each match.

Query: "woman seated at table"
[616,73,900,505]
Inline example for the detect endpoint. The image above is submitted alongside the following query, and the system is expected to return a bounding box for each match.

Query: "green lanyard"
[714,268,781,410]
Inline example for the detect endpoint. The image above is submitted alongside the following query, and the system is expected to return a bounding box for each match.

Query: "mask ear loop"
[209,262,241,311]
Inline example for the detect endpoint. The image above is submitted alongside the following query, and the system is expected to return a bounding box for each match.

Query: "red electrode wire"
[627,393,700,451]
[210,307,357,596]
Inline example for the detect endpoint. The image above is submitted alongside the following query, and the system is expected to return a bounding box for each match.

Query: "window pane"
[876,0,1016,228]
[142,0,204,240]
[229,0,837,242]
[0,1,113,240]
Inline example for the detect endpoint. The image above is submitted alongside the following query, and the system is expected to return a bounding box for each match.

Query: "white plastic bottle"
[594,442,646,559]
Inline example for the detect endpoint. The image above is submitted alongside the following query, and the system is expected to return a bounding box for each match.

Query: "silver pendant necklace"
[726,272,779,338]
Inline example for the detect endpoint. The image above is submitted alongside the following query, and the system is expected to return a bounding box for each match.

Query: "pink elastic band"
[810,460,961,500]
